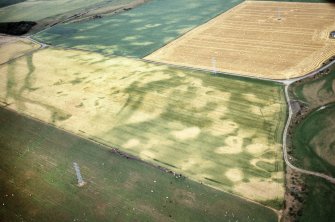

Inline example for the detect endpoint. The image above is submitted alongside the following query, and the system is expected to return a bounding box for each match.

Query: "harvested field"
[146,1,335,80]
[0,36,39,64]
[0,108,278,221]
[0,48,287,206]
[33,0,243,57]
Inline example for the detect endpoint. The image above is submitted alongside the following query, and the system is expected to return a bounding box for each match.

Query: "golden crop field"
[0,47,287,206]
[146,1,335,80]
[0,36,39,64]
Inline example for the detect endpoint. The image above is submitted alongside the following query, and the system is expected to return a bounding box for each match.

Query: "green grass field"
[0,107,278,222]
[0,47,287,206]
[292,68,335,109]
[0,0,26,8]
[299,175,335,222]
[292,104,335,177]
[290,65,335,176]
[0,0,134,22]
[33,0,243,58]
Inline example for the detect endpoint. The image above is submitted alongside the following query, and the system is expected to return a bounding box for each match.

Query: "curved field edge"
[0,47,286,208]
[0,107,279,222]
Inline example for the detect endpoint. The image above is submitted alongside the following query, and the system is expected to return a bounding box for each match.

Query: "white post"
[212,57,217,75]
[73,162,86,187]
[277,7,281,20]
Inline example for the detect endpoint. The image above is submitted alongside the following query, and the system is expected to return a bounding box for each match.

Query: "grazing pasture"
[146,1,335,79]
[33,0,243,58]
[292,104,335,177]
[0,48,287,206]
[291,68,335,109]
[0,36,39,64]
[298,175,335,222]
[289,65,335,176]
[0,0,134,22]
[0,108,278,222]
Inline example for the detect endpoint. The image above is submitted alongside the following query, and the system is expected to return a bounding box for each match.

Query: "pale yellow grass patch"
[206,119,237,136]
[235,178,284,201]
[123,138,141,149]
[172,127,201,140]
[214,135,243,154]
[0,37,39,64]
[246,137,269,154]
[140,150,156,160]
[225,168,243,182]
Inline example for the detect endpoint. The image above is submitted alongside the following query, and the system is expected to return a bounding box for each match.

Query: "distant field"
[0,36,39,64]
[146,1,335,80]
[0,0,134,22]
[33,0,243,58]
[0,0,26,8]
[252,0,331,2]
[0,108,278,222]
[0,48,287,206]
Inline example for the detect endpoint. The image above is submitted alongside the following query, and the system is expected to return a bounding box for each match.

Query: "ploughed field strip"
[146,1,335,80]
[33,0,243,58]
[0,0,134,22]
[0,36,39,64]
[0,48,287,207]
[0,108,278,222]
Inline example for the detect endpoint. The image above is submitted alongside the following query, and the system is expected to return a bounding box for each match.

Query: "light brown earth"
[145,1,335,80]
[0,36,39,64]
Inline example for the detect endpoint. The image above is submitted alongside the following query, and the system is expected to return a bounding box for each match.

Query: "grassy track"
[33,0,243,58]
[0,48,287,206]
[0,107,278,222]
[0,0,134,22]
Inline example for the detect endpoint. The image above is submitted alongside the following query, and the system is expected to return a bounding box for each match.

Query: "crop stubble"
[146,1,335,79]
